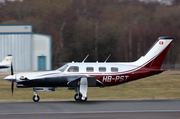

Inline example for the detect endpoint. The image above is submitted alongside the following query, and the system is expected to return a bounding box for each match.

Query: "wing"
[67,76,97,87]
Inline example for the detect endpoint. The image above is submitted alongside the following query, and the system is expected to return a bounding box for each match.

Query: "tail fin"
[133,36,173,69]
[0,55,12,68]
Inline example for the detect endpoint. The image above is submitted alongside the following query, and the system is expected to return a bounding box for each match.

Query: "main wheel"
[74,94,87,102]
[33,95,40,102]
[74,93,81,101]
[80,96,87,102]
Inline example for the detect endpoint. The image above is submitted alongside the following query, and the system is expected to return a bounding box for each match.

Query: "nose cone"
[4,75,16,82]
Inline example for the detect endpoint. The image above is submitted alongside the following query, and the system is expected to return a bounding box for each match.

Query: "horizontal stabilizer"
[150,70,164,74]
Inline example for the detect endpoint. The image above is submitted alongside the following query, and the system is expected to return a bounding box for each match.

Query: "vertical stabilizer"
[0,55,12,69]
[133,37,173,69]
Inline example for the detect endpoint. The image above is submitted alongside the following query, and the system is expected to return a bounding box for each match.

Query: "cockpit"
[57,64,79,72]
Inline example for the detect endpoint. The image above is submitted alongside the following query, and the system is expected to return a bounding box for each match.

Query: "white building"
[0,24,51,71]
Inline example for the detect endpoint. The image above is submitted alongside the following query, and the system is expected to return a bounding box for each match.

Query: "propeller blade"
[11,80,14,96]
[11,63,13,75]
[10,63,15,96]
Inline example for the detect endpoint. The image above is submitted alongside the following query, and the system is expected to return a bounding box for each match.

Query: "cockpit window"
[57,64,68,72]
[68,66,79,72]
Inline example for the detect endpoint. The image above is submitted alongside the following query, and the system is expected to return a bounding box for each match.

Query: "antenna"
[82,54,89,63]
[104,54,111,63]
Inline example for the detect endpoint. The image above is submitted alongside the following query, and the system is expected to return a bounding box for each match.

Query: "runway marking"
[0,110,180,115]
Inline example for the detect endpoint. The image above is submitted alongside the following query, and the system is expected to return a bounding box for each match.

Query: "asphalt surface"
[0,99,180,119]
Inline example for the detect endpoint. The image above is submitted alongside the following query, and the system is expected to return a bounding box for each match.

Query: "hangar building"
[0,24,51,71]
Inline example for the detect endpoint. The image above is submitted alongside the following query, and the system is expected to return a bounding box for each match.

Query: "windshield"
[57,64,68,72]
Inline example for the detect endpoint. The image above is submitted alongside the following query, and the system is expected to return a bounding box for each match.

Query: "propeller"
[11,80,14,96]
[10,63,14,96]
[11,63,13,75]
[4,63,16,96]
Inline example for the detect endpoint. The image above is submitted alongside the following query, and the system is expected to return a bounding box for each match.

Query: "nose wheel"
[33,92,40,102]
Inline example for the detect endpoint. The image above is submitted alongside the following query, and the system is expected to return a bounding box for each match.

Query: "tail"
[133,36,173,69]
[0,55,12,69]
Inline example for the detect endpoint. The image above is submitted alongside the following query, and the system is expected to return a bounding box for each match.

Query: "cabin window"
[99,67,106,72]
[67,66,79,72]
[86,67,94,72]
[111,67,118,72]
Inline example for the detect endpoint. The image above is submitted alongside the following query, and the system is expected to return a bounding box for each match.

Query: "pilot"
[68,67,74,72]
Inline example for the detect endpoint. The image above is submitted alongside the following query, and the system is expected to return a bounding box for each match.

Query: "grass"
[0,71,180,101]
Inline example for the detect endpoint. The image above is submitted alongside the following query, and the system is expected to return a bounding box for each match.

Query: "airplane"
[0,55,12,69]
[4,36,173,102]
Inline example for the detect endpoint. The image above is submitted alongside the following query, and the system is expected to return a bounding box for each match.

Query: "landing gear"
[33,91,40,102]
[74,93,80,101]
[74,93,87,102]
[74,77,88,102]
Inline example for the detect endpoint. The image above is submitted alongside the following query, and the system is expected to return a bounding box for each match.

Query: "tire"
[74,94,87,102]
[33,95,40,102]
[80,97,87,102]
[74,94,81,101]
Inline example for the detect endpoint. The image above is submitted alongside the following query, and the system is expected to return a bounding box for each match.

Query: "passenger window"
[111,67,118,72]
[86,67,94,72]
[67,66,79,72]
[99,67,106,72]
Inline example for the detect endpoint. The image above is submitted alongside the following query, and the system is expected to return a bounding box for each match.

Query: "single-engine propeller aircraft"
[0,55,12,69]
[4,36,173,102]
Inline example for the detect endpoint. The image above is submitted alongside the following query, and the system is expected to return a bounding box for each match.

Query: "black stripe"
[158,36,174,39]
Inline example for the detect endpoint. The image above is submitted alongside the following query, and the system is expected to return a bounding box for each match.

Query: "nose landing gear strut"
[33,91,40,102]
